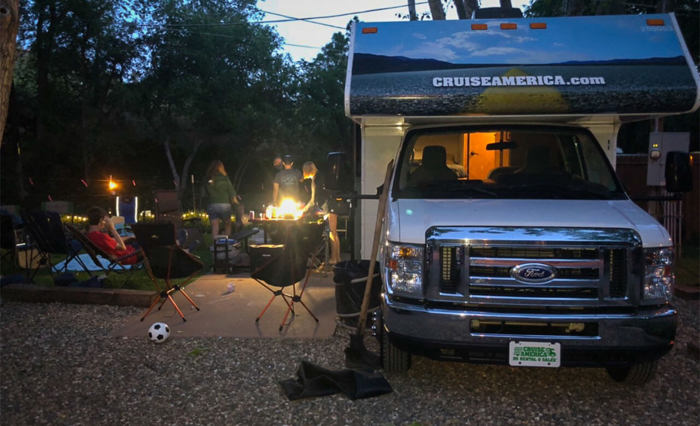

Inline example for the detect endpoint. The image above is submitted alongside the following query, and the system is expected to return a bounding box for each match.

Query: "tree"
[0,0,19,147]
[133,0,295,204]
[295,32,353,161]
[6,0,145,206]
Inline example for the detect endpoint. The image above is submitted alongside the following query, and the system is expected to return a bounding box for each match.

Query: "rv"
[344,13,698,383]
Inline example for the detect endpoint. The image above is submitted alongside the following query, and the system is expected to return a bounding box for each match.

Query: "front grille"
[470,247,598,260]
[439,246,461,293]
[608,248,627,298]
[469,285,598,298]
[432,240,630,304]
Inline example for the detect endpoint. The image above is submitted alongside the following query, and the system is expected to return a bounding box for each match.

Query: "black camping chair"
[65,224,144,285]
[22,210,91,278]
[1,214,16,265]
[132,222,203,322]
[250,222,323,331]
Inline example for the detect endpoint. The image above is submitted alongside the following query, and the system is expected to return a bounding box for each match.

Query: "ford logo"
[511,263,556,284]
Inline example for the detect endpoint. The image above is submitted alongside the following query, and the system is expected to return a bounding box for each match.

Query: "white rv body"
[345,13,699,376]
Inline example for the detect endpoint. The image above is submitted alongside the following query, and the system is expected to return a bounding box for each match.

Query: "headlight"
[642,247,674,302]
[385,242,424,298]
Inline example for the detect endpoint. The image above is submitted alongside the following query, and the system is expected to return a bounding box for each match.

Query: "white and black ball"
[148,322,170,343]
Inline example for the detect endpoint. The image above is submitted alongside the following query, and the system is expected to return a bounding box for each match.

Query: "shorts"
[207,203,232,222]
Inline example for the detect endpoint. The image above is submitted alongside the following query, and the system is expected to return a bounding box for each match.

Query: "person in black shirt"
[272,155,303,205]
[302,161,341,265]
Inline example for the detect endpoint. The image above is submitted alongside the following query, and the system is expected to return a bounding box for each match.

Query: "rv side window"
[396,127,625,200]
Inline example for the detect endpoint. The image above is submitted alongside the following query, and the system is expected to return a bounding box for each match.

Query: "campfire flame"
[265,197,304,220]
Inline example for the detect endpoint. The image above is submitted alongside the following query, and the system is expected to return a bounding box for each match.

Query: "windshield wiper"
[501,182,616,199]
[402,182,498,197]
[444,185,498,197]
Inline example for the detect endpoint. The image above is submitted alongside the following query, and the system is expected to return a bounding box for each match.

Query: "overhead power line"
[257,1,430,25]
[258,10,345,30]
[136,2,431,30]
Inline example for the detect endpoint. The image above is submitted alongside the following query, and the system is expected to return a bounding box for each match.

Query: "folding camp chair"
[250,222,322,331]
[132,222,203,322]
[153,190,181,225]
[22,210,91,278]
[64,224,144,285]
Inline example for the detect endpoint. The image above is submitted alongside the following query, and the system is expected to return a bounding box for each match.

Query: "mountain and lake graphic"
[352,53,688,75]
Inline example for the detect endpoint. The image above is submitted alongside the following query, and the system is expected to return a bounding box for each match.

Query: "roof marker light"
[362,27,378,34]
[471,23,488,30]
[646,19,664,26]
[500,23,517,30]
[529,23,547,29]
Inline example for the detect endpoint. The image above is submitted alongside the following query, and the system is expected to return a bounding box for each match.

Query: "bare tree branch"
[408,0,418,20]
[428,0,445,20]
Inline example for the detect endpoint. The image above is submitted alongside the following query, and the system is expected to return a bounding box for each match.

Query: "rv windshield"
[395,126,626,200]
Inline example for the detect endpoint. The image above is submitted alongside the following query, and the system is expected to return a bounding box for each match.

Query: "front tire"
[606,360,658,385]
[380,315,411,373]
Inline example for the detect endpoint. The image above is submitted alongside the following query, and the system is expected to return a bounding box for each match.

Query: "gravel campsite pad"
[1,298,698,425]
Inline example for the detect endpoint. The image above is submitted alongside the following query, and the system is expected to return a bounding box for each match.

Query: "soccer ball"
[148,322,170,343]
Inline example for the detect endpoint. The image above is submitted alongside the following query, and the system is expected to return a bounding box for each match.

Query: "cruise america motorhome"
[344,13,699,383]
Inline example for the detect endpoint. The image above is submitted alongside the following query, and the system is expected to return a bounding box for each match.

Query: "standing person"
[272,154,303,205]
[272,154,284,172]
[302,161,341,265]
[205,160,239,237]
[86,206,141,264]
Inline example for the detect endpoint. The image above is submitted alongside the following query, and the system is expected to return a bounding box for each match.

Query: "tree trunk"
[656,0,675,12]
[178,140,201,201]
[500,0,513,8]
[408,0,418,20]
[164,137,202,202]
[455,0,479,19]
[0,0,19,147]
[464,0,479,19]
[428,0,445,20]
[164,139,181,191]
[455,0,468,19]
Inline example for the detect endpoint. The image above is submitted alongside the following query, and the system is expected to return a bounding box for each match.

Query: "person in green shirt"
[205,160,239,237]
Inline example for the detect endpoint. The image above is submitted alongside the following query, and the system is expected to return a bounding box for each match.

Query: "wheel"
[380,314,411,373]
[606,360,658,385]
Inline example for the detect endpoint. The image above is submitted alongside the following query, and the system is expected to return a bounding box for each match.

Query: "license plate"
[508,341,561,368]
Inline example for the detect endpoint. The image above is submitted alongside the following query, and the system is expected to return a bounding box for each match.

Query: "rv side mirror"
[326,151,348,192]
[665,151,692,193]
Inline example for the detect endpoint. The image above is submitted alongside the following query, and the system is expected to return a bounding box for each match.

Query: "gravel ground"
[1,297,698,425]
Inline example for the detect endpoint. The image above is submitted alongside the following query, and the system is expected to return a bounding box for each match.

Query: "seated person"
[410,145,458,186]
[86,206,141,264]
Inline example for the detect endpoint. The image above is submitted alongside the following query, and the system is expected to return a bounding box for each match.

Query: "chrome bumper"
[383,297,677,365]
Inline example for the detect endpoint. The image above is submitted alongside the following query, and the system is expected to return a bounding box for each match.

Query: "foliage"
[2,0,353,215]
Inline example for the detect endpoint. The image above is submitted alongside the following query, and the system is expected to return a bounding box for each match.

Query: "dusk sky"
[353,14,686,64]
[261,0,530,62]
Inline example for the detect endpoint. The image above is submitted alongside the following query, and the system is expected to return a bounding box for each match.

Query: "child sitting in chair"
[86,206,141,264]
